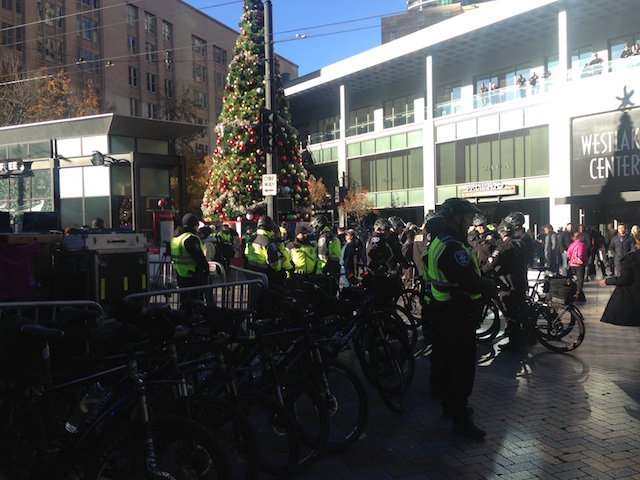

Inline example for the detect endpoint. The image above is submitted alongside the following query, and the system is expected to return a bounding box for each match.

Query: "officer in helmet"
[505,211,534,266]
[170,213,209,296]
[425,198,491,439]
[483,221,529,350]
[366,218,405,274]
[244,215,284,285]
[310,214,341,275]
[468,213,499,270]
[413,209,438,277]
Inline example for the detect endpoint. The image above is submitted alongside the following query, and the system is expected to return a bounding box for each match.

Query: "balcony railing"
[308,129,340,144]
[383,111,415,129]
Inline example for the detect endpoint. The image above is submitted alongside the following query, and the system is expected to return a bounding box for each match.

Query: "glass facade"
[349,147,423,193]
[436,126,549,186]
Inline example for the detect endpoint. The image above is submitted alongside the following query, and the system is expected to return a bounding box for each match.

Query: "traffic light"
[259,108,278,152]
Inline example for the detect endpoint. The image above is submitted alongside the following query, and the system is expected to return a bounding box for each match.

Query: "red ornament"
[157,198,167,209]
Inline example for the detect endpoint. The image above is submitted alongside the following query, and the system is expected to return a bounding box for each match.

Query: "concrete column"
[424,55,436,211]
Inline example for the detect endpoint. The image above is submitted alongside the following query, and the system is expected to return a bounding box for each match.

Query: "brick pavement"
[292,276,640,480]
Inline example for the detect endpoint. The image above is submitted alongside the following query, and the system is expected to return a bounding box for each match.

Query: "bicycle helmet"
[497,220,515,237]
[424,215,445,235]
[387,216,406,230]
[504,211,525,227]
[438,198,481,219]
[424,209,438,224]
[472,214,487,227]
[373,218,392,232]
[310,214,328,233]
[257,215,275,232]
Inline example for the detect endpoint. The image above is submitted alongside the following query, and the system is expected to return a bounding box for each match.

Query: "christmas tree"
[201,0,311,223]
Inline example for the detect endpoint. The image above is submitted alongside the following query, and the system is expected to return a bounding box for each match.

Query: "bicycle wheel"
[391,304,419,351]
[83,414,231,479]
[190,394,261,480]
[314,360,369,452]
[396,288,422,320]
[235,392,299,478]
[476,299,501,343]
[369,335,408,413]
[534,303,585,352]
[257,373,329,474]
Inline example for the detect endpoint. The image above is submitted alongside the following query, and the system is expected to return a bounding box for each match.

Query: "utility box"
[55,233,148,318]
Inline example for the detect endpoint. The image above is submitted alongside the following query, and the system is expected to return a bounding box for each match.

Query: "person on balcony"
[516,74,527,98]
[479,82,489,107]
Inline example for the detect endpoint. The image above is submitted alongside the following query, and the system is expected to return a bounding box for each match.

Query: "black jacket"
[601,250,640,326]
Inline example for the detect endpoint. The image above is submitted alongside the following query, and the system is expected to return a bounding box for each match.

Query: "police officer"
[244,215,283,285]
[289,225,318,275]
[505,211,534,267]
[387,216,408,266]
[170,213,209,293]
[310,214,341,275]
[413,210,438,277]
[468,213,499,269]
[366,218,402,274]
[218,222,239,268]
[482,221,529,350]
[273,224,293,278]
[425,198,489,439]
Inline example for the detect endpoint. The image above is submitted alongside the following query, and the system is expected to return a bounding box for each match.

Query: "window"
[92,21,98,42]
[194,64,207,83]
[1,23,14,48]
[145,42,156,63]
[164,79,173,98]
[571,46,592,71]
[15,26,23,51]
[144,12,155,34]
[215,72,225,89]
[2,0,13,10]
[162,21,172,42]
[146,73,156,93]
[194,91,207,109]
[192,36,206,56]
[347,148,423,193]
[83,17,91,40]
[383,95,415,128]
[45,38,56,62]
[128,66,138,87]
[57,7,64,29]
[147,103,158,119]
[45,2,55,26]
[164,51,172,70]
[127,35,136,55]
[348,106,375,136]
[126,4,137,26]
[213,45,227,65]
[15,0,21,13]
[129,98,141,117]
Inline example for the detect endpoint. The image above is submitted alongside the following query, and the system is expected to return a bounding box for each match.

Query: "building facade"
[0,0,298,153]
[286,0,640,233]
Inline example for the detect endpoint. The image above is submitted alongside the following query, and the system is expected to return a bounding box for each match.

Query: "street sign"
[262,174,277,196]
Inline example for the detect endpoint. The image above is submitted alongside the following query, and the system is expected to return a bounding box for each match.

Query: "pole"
[264,0,277,221]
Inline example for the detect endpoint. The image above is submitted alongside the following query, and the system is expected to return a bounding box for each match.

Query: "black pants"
[432,299,479,420]
[571,265,585,298]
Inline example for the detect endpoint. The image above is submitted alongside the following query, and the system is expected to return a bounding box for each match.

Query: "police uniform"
[290,238,318,275]
[170,230,208,289]
[244,227,283,285]
[316,226,341,275]
[426,224,485,423]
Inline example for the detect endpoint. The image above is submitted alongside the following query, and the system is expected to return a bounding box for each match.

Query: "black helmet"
[472,214,487,227]
[504,211,525,227]
[425,215,445,235]
[424,209,438,224]
[373,218,392,232]
[182,213,199,228]
[310,214,328,232]
[257,215,275,232]
[497,220,515,237]
[387,216,406,230]
[438,198,480,219]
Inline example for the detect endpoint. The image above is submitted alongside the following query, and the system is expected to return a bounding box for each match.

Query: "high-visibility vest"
[245,229,281,272]
[170,232,203,278]
[426,234,481,302]
[290,243,317,274]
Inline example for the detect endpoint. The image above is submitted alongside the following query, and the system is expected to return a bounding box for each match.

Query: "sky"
[184,0,409,76]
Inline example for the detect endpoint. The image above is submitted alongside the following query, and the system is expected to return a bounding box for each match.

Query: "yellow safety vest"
[170,232,203,278]
[290,243,317,275]
[426,235,481,302]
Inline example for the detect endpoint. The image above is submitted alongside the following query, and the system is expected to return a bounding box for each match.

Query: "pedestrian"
[567,231,588,302]
[543,224,559,274]
[170,213,209,297]
[558,223,573,276]
[604,223,616,274]
[609,223,633,276]
[425,197,490,439]
[599,229,640,326]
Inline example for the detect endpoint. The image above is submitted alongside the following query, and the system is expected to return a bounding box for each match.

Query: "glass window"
[127,35,136,55]
[60,167,84,198]
[214,45,227,65]
[145,42,155,63]
[408,149,423,189]
[144,12,155,33]
[162,21,172,42]
[527,126,549,176]
[146,72,156,93]
[83,166,109,197]
[140,168,170,196]
[126,4,137,26]
[128,66,138,87]
[192,36,206,56]
[129,98,140,117]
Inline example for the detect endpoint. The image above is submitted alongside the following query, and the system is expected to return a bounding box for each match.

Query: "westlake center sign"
[572,109,640,196]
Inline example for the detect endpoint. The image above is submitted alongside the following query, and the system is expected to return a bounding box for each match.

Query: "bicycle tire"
[234,392,300,478]
[314,360,369,452]
[256,373,330,474]
[82,414,231,480]
[190,394,261,480]
[534,303,585,352]
[369,335,408,413]
[396,288,422,320]
[391,304,419,351]
[476,299,501,343]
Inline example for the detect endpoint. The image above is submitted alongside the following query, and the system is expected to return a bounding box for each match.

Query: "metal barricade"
[124,266,268,312]
[0,300,105,326]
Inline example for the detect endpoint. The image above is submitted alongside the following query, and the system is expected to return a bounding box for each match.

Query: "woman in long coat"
[599,230,640,326]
